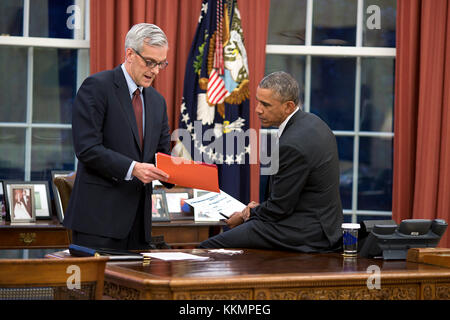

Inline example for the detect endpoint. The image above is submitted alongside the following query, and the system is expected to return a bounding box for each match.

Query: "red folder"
[155,153,220,193]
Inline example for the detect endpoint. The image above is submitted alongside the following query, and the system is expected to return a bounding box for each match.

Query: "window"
[263,0,396,223]
[0,0,89,183]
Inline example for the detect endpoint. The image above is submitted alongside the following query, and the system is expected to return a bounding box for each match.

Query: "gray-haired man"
[200,71,343,252]
[65,23,171,250]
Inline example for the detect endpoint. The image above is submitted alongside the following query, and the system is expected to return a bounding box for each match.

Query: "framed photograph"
[155,186,194,220]
[193,189,212,198]
[0,181,6,221]
[4,181,52,220]
[51,171,73,223]
[151,189,170,222]
[4,183,36,223]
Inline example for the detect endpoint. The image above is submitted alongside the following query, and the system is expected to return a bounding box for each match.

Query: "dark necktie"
[132,89,143,148]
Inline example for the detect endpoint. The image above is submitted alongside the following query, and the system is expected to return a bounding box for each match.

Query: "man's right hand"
[132,162,169,184]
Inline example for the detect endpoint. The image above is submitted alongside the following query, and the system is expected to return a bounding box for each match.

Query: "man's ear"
[125,48,134,63]
[285,100,297,114]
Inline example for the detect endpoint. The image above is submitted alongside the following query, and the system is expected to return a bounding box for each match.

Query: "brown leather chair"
[53,171,76,217]
[0,256,108,300]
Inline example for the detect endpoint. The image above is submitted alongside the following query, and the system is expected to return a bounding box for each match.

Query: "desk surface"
[52,249,450,300]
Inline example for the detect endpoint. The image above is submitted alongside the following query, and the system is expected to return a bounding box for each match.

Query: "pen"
[218,212,230,219]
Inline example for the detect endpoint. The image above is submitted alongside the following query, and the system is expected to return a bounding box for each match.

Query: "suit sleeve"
[252,144,309,222]
[72,76,133,180]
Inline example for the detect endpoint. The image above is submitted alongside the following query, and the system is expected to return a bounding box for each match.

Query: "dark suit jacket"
[250,110,343,252]
[64,65,171,240]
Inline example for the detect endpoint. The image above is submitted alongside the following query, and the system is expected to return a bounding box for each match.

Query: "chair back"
[53,171,76,215]
[0,256,108,300]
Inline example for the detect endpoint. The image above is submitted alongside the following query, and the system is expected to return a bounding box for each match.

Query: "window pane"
[0,46,28,123]
[0,127,25,180]
[267,0,307,45]
[29,0,84,39]
[0,0,24,36]
[337,136,354,210]
[33,48,83,124]
[358,137,393,211]
[310,57,355,130]
[360,58,395,132]
[31,128,75,181]
[312,0,357,46]
[265,54,306,105]
[363,0,396,47]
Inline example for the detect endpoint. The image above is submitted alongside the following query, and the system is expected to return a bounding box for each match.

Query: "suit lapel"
[113,66,142,151]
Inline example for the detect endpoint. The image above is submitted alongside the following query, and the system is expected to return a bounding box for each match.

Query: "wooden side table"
[0,218,70,249]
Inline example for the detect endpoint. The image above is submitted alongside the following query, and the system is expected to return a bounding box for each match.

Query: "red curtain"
[90,0,270,202]
[393,0,450,247]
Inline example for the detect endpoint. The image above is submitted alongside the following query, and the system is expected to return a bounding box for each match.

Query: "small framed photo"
[4,181,52,221]
[193,189,212,198]
[154,185,194,220]
[151,189,170,222]
[0,181,6,221]
[4,183,36,223]
[51,171,74,223]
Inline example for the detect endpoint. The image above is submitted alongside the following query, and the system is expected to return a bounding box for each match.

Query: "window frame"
[263,0,396,222]
[0,0,90,180]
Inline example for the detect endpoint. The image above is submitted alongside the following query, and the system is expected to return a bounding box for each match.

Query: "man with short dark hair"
[64,23,171,250]
[200,71,343,252]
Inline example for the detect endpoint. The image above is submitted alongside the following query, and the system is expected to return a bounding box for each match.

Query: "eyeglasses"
[132,48,168,70]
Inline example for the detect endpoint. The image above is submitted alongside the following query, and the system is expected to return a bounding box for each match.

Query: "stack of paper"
[184,190,247,222]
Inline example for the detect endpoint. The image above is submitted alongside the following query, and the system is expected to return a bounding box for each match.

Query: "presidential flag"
[177,0,251,204]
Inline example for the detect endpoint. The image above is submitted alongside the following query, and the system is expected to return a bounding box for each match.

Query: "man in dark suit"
[200,71,343,252]
[64,23,171,250]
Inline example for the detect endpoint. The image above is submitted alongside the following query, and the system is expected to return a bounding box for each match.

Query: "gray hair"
[259,71,300,106]
[125,23,168,53]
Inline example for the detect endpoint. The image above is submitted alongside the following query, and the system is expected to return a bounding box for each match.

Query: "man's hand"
[132,162,169,184]
[242,201,259,221]
[225,212,245,229]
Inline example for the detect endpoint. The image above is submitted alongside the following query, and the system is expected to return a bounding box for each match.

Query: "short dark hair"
[258,71,300,106]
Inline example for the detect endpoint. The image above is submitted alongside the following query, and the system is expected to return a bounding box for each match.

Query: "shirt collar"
[121,64,143,98]
[277,107,299,138]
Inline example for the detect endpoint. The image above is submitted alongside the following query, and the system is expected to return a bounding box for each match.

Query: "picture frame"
[0,181,6,221]
[51,170,73,223]
[3,181,52,220]
[155,186,194,220]
[4,183,36,223]
[193,188,212,199]
[151,189,170,222]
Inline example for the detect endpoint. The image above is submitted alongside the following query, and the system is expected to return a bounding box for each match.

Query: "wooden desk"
[0,218,70,249]
[152,220,225,248]
[48,249,450,300]
[0,218,223,249]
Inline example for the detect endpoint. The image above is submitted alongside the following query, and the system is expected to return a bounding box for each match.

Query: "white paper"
[208,249,243,255]
[141,252,210,261]
[184,190,247,222]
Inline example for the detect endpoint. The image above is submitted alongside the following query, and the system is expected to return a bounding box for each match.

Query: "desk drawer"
[0,229,70,249]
